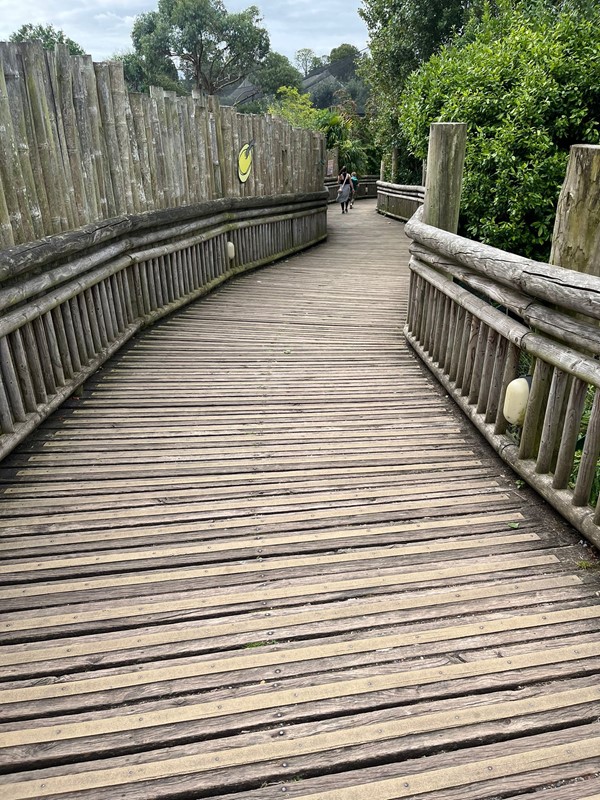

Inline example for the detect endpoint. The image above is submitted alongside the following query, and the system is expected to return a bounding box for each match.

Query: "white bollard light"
[227,241,235,260]
[503,376,532,426]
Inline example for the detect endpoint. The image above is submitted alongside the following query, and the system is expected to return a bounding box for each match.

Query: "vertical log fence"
[0,42,326,249]
[0,41,328,459]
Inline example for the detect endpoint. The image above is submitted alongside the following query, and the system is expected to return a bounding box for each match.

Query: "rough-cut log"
[422,122,467,234]
[0,192,327,281]
[406,207,600,322]
[411,244,600,356]
[550,144,600,278]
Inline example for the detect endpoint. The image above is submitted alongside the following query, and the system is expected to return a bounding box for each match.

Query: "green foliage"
[9,23,85,55]
[358,0,480,169]
[310,75,341,110]
[294,48,327,77]
[268,87,321,130]
[400,2,600,259]
[328,43,362,82]
[131,0,269,95]
[250,52,303,96]
[267,88,379,174]
[118,51,184,94]
[359,0,472,94]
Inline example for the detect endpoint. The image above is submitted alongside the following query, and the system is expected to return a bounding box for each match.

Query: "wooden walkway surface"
[0,200,599,799]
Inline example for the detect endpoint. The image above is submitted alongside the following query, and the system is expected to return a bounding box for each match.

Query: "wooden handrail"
[377,182,425,221]
[0,192,328,460]
[393,201,600,546]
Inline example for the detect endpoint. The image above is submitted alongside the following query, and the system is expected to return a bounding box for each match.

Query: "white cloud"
[0,0,368,62]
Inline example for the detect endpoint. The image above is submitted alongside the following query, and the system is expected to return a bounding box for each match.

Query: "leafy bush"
[400,2,600,260]
[268,88,380,174]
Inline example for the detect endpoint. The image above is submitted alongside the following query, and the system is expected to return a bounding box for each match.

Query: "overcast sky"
[0,0,368,64]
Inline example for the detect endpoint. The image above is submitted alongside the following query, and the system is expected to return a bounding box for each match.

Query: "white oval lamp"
[503,376,532,426]
[227,241,235,260]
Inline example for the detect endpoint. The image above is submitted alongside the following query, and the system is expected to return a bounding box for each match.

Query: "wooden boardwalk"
[0,200,599,799]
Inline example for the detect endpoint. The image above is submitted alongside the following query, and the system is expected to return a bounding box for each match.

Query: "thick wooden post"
[550,144,600,278]
[422,122,467,233]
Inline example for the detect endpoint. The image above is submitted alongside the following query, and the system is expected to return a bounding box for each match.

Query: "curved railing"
[377,181,425,221]
[403,205,600,546]
[0,192,327,459]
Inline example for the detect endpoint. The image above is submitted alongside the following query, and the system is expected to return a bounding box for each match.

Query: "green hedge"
[400,3,600,260]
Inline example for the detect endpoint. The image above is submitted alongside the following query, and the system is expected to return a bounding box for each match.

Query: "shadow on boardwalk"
[0,200,599,799]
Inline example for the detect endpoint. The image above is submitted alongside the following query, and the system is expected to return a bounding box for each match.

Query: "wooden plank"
[0,531,533,577]
[0,574,580,667]
[2,640,600,744]
[2,686,599,798]
[0,550,554,607]
[0,203,597,800]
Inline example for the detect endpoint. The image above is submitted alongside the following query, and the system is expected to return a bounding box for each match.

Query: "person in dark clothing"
[337,166,352,213]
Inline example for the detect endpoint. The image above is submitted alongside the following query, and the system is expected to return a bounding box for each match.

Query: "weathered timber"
[551,144,600,278]
[0,203,598,800]
[422,122,467,234]
[0,44,325,246]
[406,207,600,323]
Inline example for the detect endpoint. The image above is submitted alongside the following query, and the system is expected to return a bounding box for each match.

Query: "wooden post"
[422,122,467,233]
[550,144,600,278]
[391,147,398,182]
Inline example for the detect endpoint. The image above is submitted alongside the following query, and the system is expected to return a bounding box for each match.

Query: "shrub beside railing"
[377,181,425,221]
[403,205,600,547]
[0,192,327,460]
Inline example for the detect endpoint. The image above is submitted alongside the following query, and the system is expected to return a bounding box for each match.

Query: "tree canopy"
[400,1,600,259]
[294,48,326,77]
[328,43,362,82]
[9,23,85,55]
[268,87,379,174]
[131,0,269,95]
[359,0,473,97]
[250,52,302,96]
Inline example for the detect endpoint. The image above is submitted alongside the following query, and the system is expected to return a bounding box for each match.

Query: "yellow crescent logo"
[238,142,253,183]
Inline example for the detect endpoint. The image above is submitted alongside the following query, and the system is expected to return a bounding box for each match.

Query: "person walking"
[337,166,352,214]
[350,171,359,208]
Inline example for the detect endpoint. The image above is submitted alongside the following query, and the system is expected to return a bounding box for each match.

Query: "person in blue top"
[349,171,359,208]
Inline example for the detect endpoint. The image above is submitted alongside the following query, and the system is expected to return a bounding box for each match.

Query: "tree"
[310,75,342,110]
[251,52,302,96]
[328,43,362,81]
[358,0,479,183]
[360,0,474,93]
[268,86,321,130]
[9,23,85,55]
[294,48,326,77]
[268,87,378,174]
[118,51,183,94]
[399,2,600,260]
[131,0,270,95]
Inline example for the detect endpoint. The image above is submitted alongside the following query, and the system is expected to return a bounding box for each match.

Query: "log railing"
[377,181,425,221]
[404,206,600,547]
[0,192,327,460]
